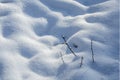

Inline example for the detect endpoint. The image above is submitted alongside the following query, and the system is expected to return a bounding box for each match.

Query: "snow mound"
[0,0,119,80]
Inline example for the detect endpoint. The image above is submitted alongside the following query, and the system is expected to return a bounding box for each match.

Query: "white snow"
[0,0,119,80]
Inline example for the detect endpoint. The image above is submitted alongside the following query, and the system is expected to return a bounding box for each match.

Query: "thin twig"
[62,35,77,57]
[59,52,65,64]
[54,43,65,46]
[91,39,95,63]
[80,56,84,67]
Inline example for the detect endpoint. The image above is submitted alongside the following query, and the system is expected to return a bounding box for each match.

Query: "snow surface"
[0,0,119,80]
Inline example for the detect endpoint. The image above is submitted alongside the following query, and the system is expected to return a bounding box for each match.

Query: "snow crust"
[0,0,119,80]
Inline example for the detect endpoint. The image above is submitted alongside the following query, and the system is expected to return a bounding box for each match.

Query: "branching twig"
[80,56,84,67]
[91,39,95,63]
[62,35,77,57]
[54,42,65,46]
[59,52,65,64]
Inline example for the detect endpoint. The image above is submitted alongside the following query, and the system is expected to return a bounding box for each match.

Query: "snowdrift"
[0,0,119,80]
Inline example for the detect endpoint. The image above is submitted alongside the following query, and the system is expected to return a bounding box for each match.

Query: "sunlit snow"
[0,0,119,80]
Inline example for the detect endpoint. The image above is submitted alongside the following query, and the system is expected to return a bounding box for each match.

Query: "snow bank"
[0,0,119,80]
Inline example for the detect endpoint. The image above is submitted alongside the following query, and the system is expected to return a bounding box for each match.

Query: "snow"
[0,0,119,80]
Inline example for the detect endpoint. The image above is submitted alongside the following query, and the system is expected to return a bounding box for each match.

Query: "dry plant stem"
[62,36,77,57]
[60,52,65,64]
[80,56,84,67]
[54,43,65,46]
[91,39,95,63]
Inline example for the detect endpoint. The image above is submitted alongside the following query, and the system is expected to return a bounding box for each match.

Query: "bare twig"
[80,56,84,67]
[54,42,65,46]
[59,52,65,64]
[91,39,95,63]
[62,35,77,57]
